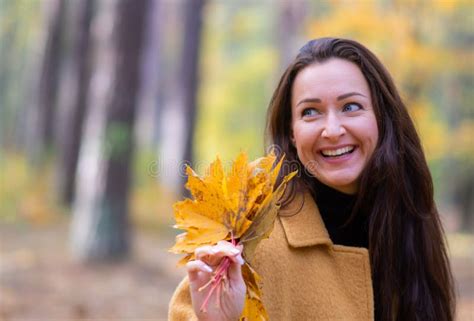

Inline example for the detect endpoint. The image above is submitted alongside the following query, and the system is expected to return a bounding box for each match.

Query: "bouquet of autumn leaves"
[169,151,297,320]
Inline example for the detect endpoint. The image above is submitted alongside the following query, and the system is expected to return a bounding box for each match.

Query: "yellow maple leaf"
[169,151,297,320]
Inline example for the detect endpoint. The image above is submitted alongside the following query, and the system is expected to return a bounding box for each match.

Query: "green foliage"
[0,0,42,149]
[0,152,62,224]
[0,0,472,231]
[194,0,473,212]
[104,122,132,160]
[195,1,278,165]
[131,150,177,233]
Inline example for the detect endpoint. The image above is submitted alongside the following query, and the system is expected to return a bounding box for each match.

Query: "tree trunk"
[276,0,307,69]
[58,0,94,206]
[158,0,205,197]
[180,0,205,196]
[71,0,150,262]
[35,0,67,159]
[135,0,162,151]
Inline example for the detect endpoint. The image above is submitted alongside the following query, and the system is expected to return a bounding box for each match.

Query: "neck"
[311,179,368,248]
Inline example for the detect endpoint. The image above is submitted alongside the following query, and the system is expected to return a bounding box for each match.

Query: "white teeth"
[321,146,355,157]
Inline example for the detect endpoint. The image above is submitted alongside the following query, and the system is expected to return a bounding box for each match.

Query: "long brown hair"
[266,38,455,321]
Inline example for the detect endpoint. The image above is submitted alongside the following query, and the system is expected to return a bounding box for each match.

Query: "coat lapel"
[279,192,333,248]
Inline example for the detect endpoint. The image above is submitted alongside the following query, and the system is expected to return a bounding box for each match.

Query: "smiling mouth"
[320,146,356,158]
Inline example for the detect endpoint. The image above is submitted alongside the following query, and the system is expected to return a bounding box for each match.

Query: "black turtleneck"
[312,179,369,249]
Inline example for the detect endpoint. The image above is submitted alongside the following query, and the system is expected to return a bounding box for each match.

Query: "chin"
[321,177,358,193]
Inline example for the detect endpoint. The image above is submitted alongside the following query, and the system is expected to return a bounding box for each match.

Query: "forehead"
[291,58,371,102]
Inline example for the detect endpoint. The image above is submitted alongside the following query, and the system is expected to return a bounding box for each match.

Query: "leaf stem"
[199,234,238,313]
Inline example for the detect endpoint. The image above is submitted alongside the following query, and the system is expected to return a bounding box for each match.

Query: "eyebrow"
[296,92,366,107]
[337,92,366,101]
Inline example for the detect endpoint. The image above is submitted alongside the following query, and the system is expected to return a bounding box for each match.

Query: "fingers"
[227,252,244,265]
[195,241,243,266]
[189,241,245,289]
[187,242,246,312]
[186,260,213,283]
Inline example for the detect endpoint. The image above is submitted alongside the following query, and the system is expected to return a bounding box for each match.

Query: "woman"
[168,38,456,321]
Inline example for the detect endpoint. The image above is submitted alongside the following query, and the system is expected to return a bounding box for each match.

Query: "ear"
[290,129,296,147]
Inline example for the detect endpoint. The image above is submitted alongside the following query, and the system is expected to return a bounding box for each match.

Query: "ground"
[0,221,185,321]
[0,221,472,321]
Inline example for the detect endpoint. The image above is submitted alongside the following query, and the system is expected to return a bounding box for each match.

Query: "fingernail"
[237,256,244,265]
[230,249,239,255]
[203,265,213,273]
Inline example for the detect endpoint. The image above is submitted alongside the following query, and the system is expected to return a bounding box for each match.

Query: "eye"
[342,103,362,112]
[302,108,320,117]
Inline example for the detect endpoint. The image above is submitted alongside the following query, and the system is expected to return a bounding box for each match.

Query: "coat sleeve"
[168,276,199,321]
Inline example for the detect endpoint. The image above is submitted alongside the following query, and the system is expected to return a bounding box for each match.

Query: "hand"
[186,240,246,321]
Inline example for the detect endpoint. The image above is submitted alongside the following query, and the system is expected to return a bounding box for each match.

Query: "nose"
[321,113,346,140]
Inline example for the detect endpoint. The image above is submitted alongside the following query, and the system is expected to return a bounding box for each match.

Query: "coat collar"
[279,192,333,248]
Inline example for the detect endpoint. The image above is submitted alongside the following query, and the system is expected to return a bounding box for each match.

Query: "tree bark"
[58,0,95,206]
[35,0,67,159]
[276,0,307,69]
[135,0,162,151]
[157,0,205,197]
[71,0,150,262]
[180,0,205,195]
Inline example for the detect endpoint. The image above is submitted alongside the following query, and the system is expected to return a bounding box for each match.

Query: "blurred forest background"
[0,0,473,320]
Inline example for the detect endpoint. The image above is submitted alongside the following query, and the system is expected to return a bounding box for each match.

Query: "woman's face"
[291,58,379,194]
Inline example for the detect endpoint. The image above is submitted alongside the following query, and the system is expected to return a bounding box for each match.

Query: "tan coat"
[168,192,374,320]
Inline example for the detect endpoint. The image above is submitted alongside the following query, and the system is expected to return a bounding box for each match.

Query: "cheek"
[367,121,379,152]
[292,126,311,151]
[358,115,379,152]
[293,129,319,165]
